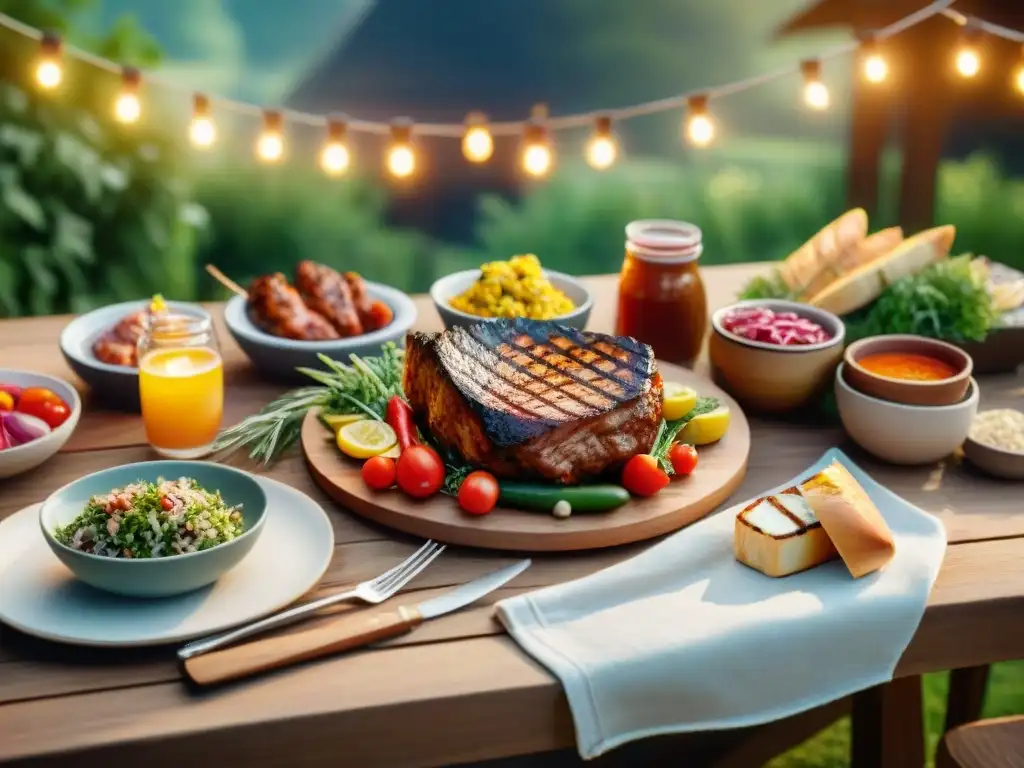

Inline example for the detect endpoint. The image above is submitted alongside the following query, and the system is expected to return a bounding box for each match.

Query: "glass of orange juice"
[138,314,223,459]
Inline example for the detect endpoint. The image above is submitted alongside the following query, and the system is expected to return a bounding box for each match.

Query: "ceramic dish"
[430,269,593,330]
[962,436,1024,480]
[0,476,334,647]
[843,335,972,407]
[0,370,81,479]
[224,282,417,381]
[835,363,979,465]
[39,461,268,598]
[708,299,845,414]
[60,300,210,410]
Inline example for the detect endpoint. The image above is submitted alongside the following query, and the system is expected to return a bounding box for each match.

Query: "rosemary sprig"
[651,396,720,474]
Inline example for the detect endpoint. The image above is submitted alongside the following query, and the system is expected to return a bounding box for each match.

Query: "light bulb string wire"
[5,0,1022,138]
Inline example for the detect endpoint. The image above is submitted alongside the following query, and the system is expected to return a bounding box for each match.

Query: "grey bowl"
[430,269,593,330]
[224,282,417,381]
[40,461,268,598]
[59,300,211,412]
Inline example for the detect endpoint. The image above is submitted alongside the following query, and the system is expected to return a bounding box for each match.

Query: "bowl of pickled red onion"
[709,299,845,414]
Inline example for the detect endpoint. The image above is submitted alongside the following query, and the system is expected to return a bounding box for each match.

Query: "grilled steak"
[404,319,662,484]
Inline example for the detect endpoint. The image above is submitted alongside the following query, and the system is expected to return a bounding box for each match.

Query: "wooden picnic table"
[1,263,1022,768]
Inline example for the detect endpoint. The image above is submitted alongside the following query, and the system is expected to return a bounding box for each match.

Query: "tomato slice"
[621,454,670,497]
[16,387,70,429]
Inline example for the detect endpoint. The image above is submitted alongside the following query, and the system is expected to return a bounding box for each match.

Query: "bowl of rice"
[39,460,268,598]
[962,408,1024,480]
[431,254,592,330]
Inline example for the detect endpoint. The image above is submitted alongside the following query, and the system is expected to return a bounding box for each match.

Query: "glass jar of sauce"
[616,220,707,366]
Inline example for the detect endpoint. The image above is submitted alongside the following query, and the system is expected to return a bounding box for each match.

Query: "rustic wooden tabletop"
[1,264,1022,768]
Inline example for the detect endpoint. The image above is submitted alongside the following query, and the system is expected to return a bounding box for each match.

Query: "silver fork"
[177,540,446,660]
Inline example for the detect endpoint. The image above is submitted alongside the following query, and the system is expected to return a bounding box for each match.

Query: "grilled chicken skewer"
[295,260,364,337]
[247,273,339,340]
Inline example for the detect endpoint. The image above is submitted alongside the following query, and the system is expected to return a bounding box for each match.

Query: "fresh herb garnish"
[651,396,720,474]
[212,344,405,464]
[737,270,795,301]
[442,464,473,496]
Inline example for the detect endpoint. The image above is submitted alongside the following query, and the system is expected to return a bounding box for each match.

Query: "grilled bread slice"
[734,487,839,577]
[807,225,956,316]
[800,461,895,579]
[795,226,904,301]
[778,209,868,295]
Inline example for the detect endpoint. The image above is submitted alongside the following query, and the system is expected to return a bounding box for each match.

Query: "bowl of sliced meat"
[223,261,418,381]
[59,298,211,411]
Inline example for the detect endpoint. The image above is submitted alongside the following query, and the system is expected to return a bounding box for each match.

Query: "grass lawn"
[768,662,1024,768]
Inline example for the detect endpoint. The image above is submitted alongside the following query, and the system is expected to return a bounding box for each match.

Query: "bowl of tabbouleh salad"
[40,460,268,598]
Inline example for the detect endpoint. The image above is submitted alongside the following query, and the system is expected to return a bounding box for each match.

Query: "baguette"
[796,226,904,301]
[778,209,868,295]
[800,461,895,579]
[734,488,839,577]
[807,225,956,316]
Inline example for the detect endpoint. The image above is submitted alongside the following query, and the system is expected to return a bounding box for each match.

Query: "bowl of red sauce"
[709,299,845,414]
[843,335,973,407]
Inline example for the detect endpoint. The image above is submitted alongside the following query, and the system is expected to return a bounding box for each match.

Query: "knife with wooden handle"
[183,559,531,686]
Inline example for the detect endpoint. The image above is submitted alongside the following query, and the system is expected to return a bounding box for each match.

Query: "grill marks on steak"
[403,319,663,484]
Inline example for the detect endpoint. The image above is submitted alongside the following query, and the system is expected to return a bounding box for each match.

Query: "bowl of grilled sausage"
[223,261,418,381]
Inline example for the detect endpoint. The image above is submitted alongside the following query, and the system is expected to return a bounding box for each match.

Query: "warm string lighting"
[34,31,62,90]
[861,37,889,83]
[521,120,553,178]
[585,115,618,170]
[955,26,982,78]
[1014,45,1024,95]
[189,93,216,147]
[320,115,351,176]
[684,95,714,147]
[256,110,285,162]
[386,119,416,178]
[801,59,830,110]
[114,67,142,124]
[462,112,493,163]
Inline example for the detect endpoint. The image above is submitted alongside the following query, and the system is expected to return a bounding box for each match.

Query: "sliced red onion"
[721,306,831,346]
[1,411,51,445]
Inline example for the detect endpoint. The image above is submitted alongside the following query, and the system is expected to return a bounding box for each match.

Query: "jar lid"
[626,219,703,263]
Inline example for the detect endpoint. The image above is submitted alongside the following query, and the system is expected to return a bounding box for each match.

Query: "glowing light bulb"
[801,60,829,110]
[684,96,714,147]
[1016,62,1024,96]
[114,68,142,124]
[462,113,493,163]
[256,110,285,162]
[521,121,553,178]
[864,54,888,83]
[386,120,416,179]
[955,29,981,78]
[320,117,350,175]
[189,94,216,147]
[585,116,617,170]
[35,33,62,90]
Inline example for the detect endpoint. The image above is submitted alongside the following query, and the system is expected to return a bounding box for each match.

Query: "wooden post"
[845,43,891,217]
[852,676,925,768]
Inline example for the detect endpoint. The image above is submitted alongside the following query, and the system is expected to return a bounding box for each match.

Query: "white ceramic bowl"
[835,362,979,465]
[60,300,210,411]
[0,370,81,479]
[224,282,417,381]
[430,269,593,330]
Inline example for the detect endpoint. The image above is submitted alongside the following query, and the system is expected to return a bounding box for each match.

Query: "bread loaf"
[795,226,904,301]
[734,488,839,578]
[779,209,868,295]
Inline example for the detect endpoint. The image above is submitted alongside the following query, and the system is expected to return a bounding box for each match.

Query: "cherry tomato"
[669,443,699,476]
[367,300,394,331]
[458,471,499,515]
[621,454,670,497]
[362,456,397,491]
[16,387,70,429]
[396,445,445,499]
[160,496,174,511]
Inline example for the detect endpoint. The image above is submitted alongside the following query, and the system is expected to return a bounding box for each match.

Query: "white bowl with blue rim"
[430,269,593,330]
[59,300,211,411]
[39,460,268,598]
[223,281,417,381]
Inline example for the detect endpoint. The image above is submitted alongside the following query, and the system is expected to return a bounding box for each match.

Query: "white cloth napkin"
[495,448,946,760]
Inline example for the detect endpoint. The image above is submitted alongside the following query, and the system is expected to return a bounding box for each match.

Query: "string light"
[189,93,216,147]
[801,59,830,110]
[462,112,493,163]
[521,118,553,178]
[256,110,285,162]
[955,26,981,78]
[585,115,618,170]
[684,95,715,147]
[35,31,62,90]
[1014,45,1024,95]
[320,116,351,176]
[114,67,142,124]
[861,37,888,83]
[386,119,416,179]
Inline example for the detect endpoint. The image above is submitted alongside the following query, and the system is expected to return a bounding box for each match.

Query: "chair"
[937,715,1024,768]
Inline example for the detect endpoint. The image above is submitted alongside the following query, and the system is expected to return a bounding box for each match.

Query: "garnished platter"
[298,319,751,552]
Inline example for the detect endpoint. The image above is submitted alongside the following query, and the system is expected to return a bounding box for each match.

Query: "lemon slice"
[662,382,698,422]
[336,419,397,459]
[678,405,731,446]
[322,412,366,430]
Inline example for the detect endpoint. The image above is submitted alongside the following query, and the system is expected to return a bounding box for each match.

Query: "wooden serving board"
[301,361,751,552]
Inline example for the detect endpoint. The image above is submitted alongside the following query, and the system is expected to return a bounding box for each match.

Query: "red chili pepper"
[386,396,418,452]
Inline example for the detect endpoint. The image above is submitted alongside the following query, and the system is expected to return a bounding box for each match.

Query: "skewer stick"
[205,264,248,299]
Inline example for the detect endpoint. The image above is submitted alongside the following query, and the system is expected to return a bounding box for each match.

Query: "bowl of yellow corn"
[431,255,592,330]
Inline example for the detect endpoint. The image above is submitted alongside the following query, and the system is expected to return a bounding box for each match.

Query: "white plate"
[0,476,335,647]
